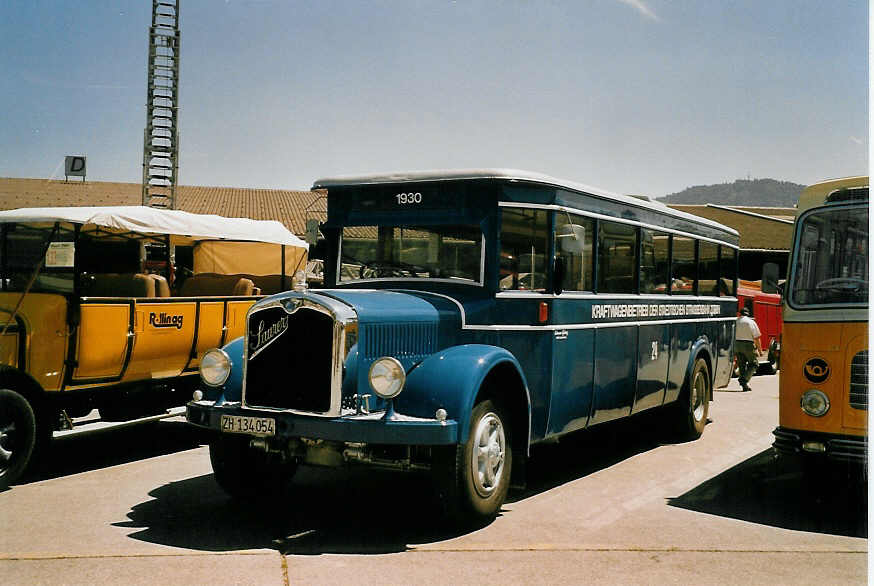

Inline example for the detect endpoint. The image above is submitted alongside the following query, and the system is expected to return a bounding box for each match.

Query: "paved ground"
[0,373,866,585]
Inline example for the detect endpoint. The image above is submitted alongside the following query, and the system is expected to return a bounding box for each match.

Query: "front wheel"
[0,388,37,489]
[433,399,512,521]
[672,358,710,440]
[209,435,297,500]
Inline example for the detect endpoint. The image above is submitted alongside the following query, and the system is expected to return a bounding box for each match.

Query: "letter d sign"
[65,155,86,177]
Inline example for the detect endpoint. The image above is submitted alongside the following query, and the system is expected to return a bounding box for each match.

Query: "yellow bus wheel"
[0,388,37,489]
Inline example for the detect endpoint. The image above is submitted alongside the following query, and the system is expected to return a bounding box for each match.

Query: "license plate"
[220,414,276,437]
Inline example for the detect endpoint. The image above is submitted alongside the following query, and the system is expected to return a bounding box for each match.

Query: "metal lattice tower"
[142,0,181,209]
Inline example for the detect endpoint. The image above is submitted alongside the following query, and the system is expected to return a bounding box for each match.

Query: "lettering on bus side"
[149,311,184,330]
[591,303,721,321]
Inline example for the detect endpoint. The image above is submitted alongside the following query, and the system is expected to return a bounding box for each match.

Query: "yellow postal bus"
[0,206,307,488]
[766,177,868,472]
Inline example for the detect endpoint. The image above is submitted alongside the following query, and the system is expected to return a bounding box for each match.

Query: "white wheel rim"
[692,370,707,422]
[471,412,506,498]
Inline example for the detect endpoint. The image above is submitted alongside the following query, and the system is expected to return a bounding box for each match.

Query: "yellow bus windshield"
[789,205,868,307]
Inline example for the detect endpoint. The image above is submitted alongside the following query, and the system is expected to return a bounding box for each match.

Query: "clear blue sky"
[0,1,867,198]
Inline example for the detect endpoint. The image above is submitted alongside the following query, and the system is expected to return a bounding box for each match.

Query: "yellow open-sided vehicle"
[766,177,868,474]
[0,206,308,488]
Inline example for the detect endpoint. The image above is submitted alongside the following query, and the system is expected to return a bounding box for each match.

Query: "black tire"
[433,399,512,521]
[209,435,297,500]
[672,358,710,440]
[0,388,37,489]
[758,357,777,375]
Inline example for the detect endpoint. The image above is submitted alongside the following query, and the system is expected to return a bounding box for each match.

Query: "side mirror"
[556,223,586,254]
[553,256,566,295]
[761,262,779,294]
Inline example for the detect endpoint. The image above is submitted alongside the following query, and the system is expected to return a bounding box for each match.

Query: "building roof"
[0,177,325,238]
[667,204,796,251]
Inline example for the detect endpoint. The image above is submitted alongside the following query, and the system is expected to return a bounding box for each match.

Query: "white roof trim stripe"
[0,206,308,248]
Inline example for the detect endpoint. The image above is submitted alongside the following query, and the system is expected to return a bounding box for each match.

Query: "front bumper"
[772,426,867,464]
[186,400,458,445]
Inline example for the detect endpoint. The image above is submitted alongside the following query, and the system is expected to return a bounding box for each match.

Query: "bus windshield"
[790,206,869,307]
[339,224,483,284]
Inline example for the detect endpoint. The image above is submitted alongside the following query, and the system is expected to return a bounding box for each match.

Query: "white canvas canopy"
[0,206,308,249]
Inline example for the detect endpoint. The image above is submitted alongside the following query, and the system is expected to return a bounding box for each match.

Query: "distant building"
[668,204,795,281]
[0,177,325,242]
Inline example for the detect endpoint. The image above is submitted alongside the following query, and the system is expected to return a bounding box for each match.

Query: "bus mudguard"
[686,336,716,400]
[397,343,531,445]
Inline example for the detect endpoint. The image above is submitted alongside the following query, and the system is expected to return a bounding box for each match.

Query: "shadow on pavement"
[513,409,671,500]
[116,411,676,554]
[114,467,473,554]
[668,448,867,538]
[18,420,205,485]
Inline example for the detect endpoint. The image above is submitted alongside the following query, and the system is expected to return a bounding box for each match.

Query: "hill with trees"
[659,178,805,207]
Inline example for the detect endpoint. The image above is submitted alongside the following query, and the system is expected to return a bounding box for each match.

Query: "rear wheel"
[209,435,297,500]
[672,358,710,440]
[433,399,512,521]
[0,388,36,489]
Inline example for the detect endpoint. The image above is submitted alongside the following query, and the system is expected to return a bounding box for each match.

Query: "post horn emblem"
[803,357,830,384]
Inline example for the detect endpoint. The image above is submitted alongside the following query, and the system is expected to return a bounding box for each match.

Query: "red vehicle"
[736,279,782,373]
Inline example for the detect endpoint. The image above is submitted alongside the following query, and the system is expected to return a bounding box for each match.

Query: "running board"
[53,406,187,439]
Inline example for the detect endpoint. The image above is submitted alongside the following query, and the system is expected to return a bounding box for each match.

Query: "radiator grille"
[244,306,334,412]
[362,322,437,360]
[849,350,868,411]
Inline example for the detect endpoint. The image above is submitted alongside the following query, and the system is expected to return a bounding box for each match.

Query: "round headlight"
[801,389,830,417]
[368,357,406,399]
[200,348,232,387]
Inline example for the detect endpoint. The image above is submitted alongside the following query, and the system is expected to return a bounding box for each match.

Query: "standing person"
[735,306,762,392]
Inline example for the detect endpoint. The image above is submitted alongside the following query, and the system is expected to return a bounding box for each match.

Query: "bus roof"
[797,176,868,212]
[313,168,738,237]
[0,206,309,248]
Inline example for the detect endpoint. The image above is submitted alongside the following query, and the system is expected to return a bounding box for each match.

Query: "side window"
[499,208,549,291]
[3,223,76,293]
[640,229,669,294]
[698,241,720,296]
[671,236,696,295]
[597,221,638,294]
[555,213,593,292]
[719,246,737,296]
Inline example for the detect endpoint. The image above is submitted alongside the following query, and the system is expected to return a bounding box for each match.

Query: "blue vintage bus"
[187,169,739,520]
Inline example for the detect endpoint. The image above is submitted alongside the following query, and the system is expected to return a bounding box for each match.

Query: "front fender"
[397,344,530,443]
[201,336,245,404]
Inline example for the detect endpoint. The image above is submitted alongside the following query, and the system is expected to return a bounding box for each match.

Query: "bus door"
[590,326,638,425]
[633,323,670,413]
[73,300,131,382]
[126,300,197,380]
[547,324,594,435]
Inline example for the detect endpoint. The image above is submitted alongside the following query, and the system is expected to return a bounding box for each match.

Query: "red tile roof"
[0,177,325,237]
